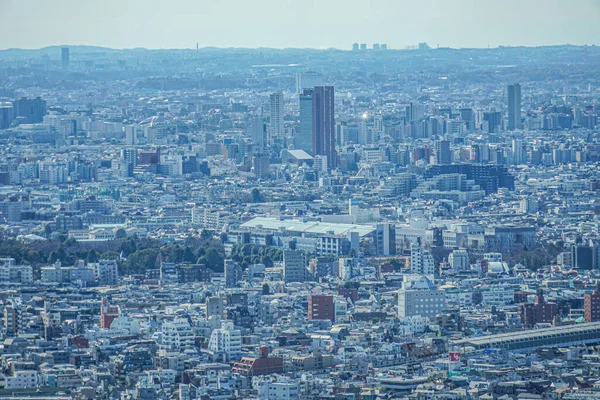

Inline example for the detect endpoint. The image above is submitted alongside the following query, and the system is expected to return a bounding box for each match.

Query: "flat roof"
[451,321,600,348]
[240,217,376,237]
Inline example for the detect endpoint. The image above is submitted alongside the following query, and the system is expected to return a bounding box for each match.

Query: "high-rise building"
[512,139,525,165]
[508,83,522,130]
[312,86,336,169]
[0,104,13,129]
[295,72,323,94]
[248,117,264,151]
[269,92,284,143]
[61,47,70,69]
[483,111,502,133]
[398,275,446,319]
[584,285,600,323]
[283,250,307,283]
[352,43,359,51]
[12,97,47,124]
[410,241,435,276]
[295,89,313,153]
[252,154,270,180]
[308,295,334,321]
[375,223,396,256]
[435,140,451,165]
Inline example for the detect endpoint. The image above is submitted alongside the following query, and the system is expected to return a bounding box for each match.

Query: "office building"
[435,140,451,164]
[308,295,334,321]
[483,111,502,133]
[375,223,396,256]
[62,47,70,69]
[295,71,323,94]
[312,86,336,169]
[0,104,13,129]
[508,83,522,130]
[398,275,446,319]
[283,250,307,283]
[248,117,264,151]
[512,139,525,164]
[269,91,284,143]
[295,89,313,153]
[12,97,47,123]
[584,285,600,323]
[252,154,270,180]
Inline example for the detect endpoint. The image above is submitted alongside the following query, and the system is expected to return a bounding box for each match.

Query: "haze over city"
[2,1,600,399]
[1,0,599,49]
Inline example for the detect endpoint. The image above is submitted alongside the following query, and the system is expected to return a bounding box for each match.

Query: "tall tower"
[269,91,284,144]
[507,83,522,130]
[312,86,336,169]
[61,47,70,69]
[295,89,313,153]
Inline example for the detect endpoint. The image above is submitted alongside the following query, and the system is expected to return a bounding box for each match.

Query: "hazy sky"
[0,0,599,50]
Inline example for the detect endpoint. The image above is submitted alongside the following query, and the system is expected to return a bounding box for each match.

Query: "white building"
[162,317,194,350]
[410,242,435,276]
[208,321,242,361]
[269,91,284,143]
[398,275,446,319]
[0,258,33,284]
[258,378,299,400]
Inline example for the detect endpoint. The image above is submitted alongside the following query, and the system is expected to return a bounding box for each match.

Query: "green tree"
[262,283,270,295]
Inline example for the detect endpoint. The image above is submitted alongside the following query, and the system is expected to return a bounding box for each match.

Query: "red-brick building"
[584,285,600,323]
[308,295,334,322]
[231,346,283,377]
[519,291,558,328]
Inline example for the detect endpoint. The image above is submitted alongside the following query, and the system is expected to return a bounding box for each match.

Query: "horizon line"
[0,43,595,52]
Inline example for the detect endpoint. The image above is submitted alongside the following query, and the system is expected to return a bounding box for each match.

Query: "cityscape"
[1,3,600,400]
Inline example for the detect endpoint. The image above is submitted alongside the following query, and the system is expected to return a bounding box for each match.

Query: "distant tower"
[269,91,284,143]
[312,86,336,169]
[507,83,522,130]
[352,43,359,51]
[61,47,70,69]
[295,89,313,153]
[248,117,264,151]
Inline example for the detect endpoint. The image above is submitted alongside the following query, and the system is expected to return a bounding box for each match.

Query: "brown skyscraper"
[312,86,336,169]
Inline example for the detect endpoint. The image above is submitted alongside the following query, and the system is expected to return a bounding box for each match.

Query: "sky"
[0,0,599,50]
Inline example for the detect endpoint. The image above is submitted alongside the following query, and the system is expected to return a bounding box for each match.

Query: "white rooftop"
[240,217,376,237]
